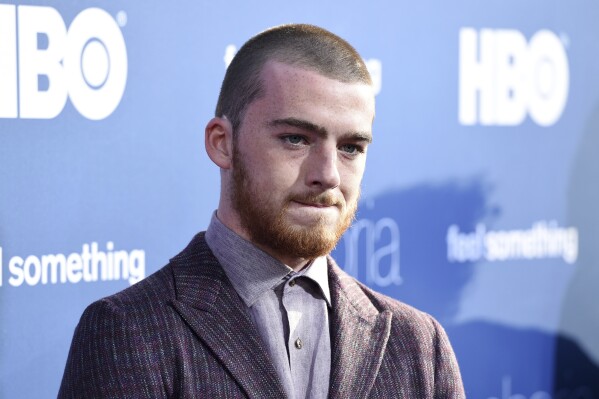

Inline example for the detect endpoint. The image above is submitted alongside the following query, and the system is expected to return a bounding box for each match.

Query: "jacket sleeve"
[431,316,466,399]
[58,299,168,399]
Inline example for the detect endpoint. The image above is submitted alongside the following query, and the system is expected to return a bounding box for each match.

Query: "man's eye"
[284,135,304,145]
[339,144,363,154]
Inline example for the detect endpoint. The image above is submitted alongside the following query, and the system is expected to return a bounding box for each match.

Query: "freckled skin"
[207,61,375,270]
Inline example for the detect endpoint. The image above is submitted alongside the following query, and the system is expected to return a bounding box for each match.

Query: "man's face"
[230,61,374,265]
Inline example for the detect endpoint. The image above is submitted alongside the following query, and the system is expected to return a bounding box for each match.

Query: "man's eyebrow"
[346,132,373,144]
[268,118,328,137]
[268,117,372,143]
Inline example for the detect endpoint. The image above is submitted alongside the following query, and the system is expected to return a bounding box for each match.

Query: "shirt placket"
[283,276,310,398]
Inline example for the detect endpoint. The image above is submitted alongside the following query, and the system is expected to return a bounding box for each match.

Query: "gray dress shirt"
[205,213,331,399]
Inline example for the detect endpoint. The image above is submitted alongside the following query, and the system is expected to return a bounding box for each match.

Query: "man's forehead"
[260,60,373,91]
[259,61,375,110]
[260,60,323,85]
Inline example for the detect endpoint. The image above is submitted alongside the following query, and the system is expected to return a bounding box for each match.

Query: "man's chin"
[251,217,340,259]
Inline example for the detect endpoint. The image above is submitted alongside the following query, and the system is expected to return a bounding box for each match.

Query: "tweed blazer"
[59,232,465,398]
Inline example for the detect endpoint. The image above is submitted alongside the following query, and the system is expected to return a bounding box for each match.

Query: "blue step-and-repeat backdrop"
[1,1,598,397]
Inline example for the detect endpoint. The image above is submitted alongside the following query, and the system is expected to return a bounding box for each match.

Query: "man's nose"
[305,144,341,190]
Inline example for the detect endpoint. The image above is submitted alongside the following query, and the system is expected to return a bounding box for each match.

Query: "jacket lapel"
[169,233,287,399]
[328,259,392,399]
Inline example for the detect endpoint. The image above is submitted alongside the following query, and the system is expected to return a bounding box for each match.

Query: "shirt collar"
[297,256,331,306]
[205,212,331,307]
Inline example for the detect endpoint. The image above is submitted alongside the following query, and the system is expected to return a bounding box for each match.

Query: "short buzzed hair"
[215,24,372,134]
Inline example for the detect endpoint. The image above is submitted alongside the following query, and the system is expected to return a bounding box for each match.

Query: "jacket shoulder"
[93,230,210,311]
[357,278,439,330]
[328,257,438,331]
[95,262,175,311]
[59,233,213,398]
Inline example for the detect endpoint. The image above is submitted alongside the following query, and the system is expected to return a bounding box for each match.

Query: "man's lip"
[292,200,334,208]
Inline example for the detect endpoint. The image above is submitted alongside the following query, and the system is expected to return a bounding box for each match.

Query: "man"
[59,24,465,398]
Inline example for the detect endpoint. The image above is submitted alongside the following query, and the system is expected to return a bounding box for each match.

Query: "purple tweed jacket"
[58,232,465,398]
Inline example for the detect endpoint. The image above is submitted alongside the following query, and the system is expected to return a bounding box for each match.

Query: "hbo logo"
[0,5,127,120]
[459,28,569,127]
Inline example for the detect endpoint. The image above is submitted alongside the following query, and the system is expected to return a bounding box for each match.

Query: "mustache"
[289,193,344,207]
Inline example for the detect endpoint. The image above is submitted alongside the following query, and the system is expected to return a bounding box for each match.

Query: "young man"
[59,24,465,398]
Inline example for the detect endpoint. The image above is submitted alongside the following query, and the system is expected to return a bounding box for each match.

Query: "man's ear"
[205,116,234,169]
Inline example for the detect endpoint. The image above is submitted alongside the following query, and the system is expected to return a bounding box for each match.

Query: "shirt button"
[289,279,296,287]
[295,338,303,349]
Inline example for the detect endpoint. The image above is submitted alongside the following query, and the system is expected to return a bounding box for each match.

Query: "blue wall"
[1,1,598,397]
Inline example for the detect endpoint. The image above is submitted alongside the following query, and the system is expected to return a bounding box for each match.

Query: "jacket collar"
[169,232,287,399]
[327,257,393,399]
